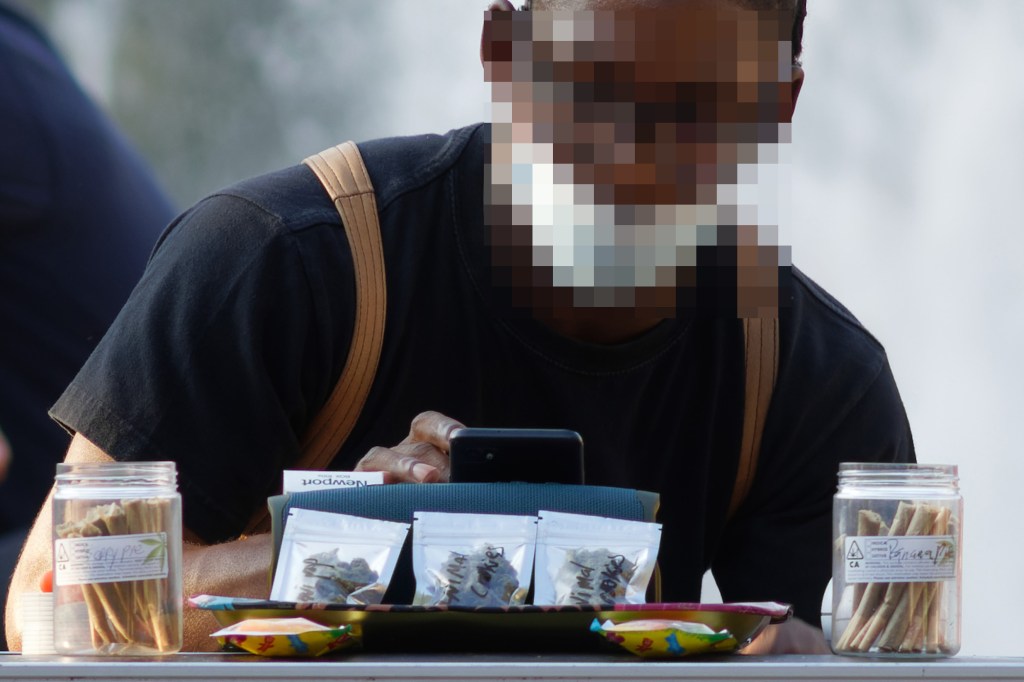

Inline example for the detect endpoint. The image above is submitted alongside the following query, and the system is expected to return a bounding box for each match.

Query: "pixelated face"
[483,1,795,317]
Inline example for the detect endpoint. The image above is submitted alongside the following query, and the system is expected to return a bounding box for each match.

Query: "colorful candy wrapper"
[535,511,661,606]
[412,512,538,606]
[591,618,738,658]
[211,617,355,657]
[270,508,409,605]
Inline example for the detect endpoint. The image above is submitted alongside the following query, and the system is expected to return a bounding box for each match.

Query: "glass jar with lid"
[831,462,961,657]
[52,461,183,655]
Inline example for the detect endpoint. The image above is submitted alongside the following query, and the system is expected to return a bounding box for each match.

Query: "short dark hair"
[761,0,806,64]
[525,0,807,65]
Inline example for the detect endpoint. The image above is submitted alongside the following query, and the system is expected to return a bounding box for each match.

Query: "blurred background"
[19,0,1024,655]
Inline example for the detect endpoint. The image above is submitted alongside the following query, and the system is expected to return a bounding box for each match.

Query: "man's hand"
[740,617,832,655]
[354,411,465,483]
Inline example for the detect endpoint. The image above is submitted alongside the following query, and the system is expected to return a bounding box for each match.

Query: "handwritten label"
[569,553,629,605]
[470,546,505,599]
[282,470,384,493]
[443,551,470,603]
[844,535,957,584]
[440,546,508,603]
[54,533,168,586]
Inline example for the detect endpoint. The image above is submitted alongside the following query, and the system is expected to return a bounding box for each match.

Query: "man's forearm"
[6,525,271,652]
[182,533,272,651]
[5,433,274,652]
[4,494,54,652]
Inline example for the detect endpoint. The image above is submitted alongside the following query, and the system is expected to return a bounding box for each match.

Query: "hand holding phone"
[353,411,465,483]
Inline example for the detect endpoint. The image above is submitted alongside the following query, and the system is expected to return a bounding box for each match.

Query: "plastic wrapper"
[534,510,661,606]
[211,617,354,657]
[270,509,409,605]
[590,618,737,658]
[412,512,537,607]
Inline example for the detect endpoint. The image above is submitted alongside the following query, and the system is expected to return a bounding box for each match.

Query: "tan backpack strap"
[244,141,386,535]
[298,142,387,467]
[727,317,779,519]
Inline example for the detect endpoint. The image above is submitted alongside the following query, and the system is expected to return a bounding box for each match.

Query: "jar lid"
[839,462,957,474]
[837,462,959,489]
[54,461,178,488]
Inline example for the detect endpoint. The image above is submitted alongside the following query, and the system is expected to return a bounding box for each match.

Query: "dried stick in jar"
[835,501,915,651]
[926,508,954,653]
[144,499,175,651]
[855,503,938,652]
[852,510,883,614]
[898,506,950,653]
[88,504,139,643]
[60,526,117,649]
[57,499,175,652]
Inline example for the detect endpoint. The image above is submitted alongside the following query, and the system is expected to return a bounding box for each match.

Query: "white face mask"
[486,134,790,309]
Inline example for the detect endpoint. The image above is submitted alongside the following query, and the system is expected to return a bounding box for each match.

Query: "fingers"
[353,412,465,484]
[355,442,451,484]
[408,411,465,453]
[740,618,830,655]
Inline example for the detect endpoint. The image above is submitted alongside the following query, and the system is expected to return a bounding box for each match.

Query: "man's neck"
[538,314,664,345]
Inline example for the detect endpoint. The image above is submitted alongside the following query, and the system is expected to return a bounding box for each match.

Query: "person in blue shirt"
[0,1,174,648]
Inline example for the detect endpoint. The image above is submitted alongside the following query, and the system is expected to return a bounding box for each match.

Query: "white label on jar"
[54,532,168,586]
[844,535,957,583]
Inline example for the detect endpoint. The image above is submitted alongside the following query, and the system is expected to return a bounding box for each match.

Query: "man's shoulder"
[202,164,338,236]
[787,265,888,358]
[776,264,903,412]
[760,266,915,501]
[356,123,487,210]
[200,123,486,234]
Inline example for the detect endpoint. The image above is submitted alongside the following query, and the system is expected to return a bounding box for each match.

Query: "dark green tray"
[191,596,791,653]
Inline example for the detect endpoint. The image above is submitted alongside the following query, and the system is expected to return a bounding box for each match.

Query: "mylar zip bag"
[412,512,538,607]
[270,508,409,605]
[534,510,662,606]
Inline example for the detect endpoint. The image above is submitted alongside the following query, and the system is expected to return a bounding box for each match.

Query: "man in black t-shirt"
[6,0,914,653]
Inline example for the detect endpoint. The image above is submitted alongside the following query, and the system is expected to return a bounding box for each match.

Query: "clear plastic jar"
[52,461,183,655]
[831,463,961,657]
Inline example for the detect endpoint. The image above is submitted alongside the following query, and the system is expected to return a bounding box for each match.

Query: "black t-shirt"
[0,3,173,532]
[52,123,914,622]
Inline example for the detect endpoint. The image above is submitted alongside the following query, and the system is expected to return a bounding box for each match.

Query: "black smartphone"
[448,428,584,484]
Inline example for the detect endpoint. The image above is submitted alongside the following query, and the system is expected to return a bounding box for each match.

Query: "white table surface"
[2,653,1024,682]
